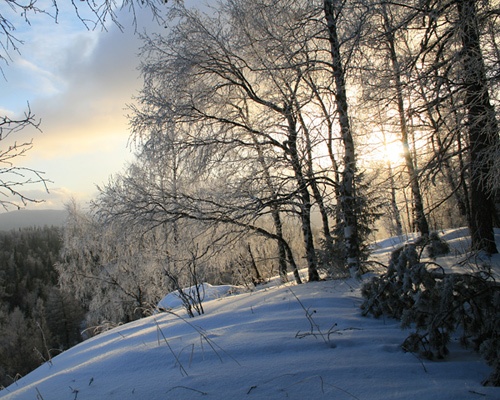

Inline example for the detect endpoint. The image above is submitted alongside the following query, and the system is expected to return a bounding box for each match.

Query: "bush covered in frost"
[361,241,499,386]
[420,231,450,259]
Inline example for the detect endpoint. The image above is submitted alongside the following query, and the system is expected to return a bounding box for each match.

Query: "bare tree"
[377,0,430,236]
[130,1,327,281]
[322,0,365,273]
[457,0,498,253]
[95,131,306,284]
[411,0,499,253]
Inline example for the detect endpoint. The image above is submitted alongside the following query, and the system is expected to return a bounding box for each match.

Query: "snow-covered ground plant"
[361,233,499,386]
[420,231,451,259]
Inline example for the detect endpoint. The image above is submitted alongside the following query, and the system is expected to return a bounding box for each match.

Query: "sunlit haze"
[360,129,405,168]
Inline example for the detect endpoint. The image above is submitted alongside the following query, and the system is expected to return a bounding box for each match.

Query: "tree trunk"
[458,0,498,254]
[306,76,343,238]
[381,1,429,237]
[246,244,263,284]
[252,135,290,282]
[323,0,361,274]
[285,110,320,281]
[298,109,335,258]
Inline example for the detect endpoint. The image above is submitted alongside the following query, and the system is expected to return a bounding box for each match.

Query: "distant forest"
[0,227,84,389]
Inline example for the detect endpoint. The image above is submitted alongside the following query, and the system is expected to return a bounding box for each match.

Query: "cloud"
[14,186,80,210]
[13,57,65,96]
[2,5,161,209]
[24,7,155,155]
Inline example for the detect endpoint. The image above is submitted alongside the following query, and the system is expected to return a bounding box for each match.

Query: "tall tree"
[378,0,430,236]
[457,0,498,253]
[323,0,363,273]
[414,0,499,252]
[132,1,326,280]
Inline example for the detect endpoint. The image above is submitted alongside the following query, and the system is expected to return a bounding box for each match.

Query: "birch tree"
[322,0,365,273]
[131,1,326,280]
[457,0,499,253]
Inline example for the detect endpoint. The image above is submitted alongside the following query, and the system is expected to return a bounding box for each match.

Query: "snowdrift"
[1,229,499,399]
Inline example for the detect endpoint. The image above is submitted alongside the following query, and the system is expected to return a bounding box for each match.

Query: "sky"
[1,1,163,211]
[0,228,499,399]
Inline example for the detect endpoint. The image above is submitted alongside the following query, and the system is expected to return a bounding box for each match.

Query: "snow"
[1,230,499,400]
[157,283,244,310]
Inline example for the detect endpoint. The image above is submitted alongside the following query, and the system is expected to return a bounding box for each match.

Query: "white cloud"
[14,57,65,96]
[16,186,81,211]
[2,4,161,208]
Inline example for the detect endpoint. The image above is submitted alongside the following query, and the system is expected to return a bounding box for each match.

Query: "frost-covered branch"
[0,106,49,210]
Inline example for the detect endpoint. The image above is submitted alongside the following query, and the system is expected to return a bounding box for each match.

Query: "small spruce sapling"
[361,240,500,386]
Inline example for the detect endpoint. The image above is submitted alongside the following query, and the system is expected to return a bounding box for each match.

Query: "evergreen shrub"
[361,241,499,386]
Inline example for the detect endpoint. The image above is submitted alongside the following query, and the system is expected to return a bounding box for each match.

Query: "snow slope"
[1,232,499,399]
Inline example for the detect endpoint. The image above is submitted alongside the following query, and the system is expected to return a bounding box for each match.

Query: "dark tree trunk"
[285,110,320,281]
[298,110,335,257]
[252,135,292,282]
[458,0,498,254]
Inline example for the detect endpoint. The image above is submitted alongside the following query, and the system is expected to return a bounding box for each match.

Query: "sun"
[360,129,405,167]
[382,139,405,165]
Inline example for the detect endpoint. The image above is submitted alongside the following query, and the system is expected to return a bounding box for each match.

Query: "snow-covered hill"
[1,230,499,400]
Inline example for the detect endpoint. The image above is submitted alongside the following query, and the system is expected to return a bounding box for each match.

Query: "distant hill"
[0,209,68,231]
